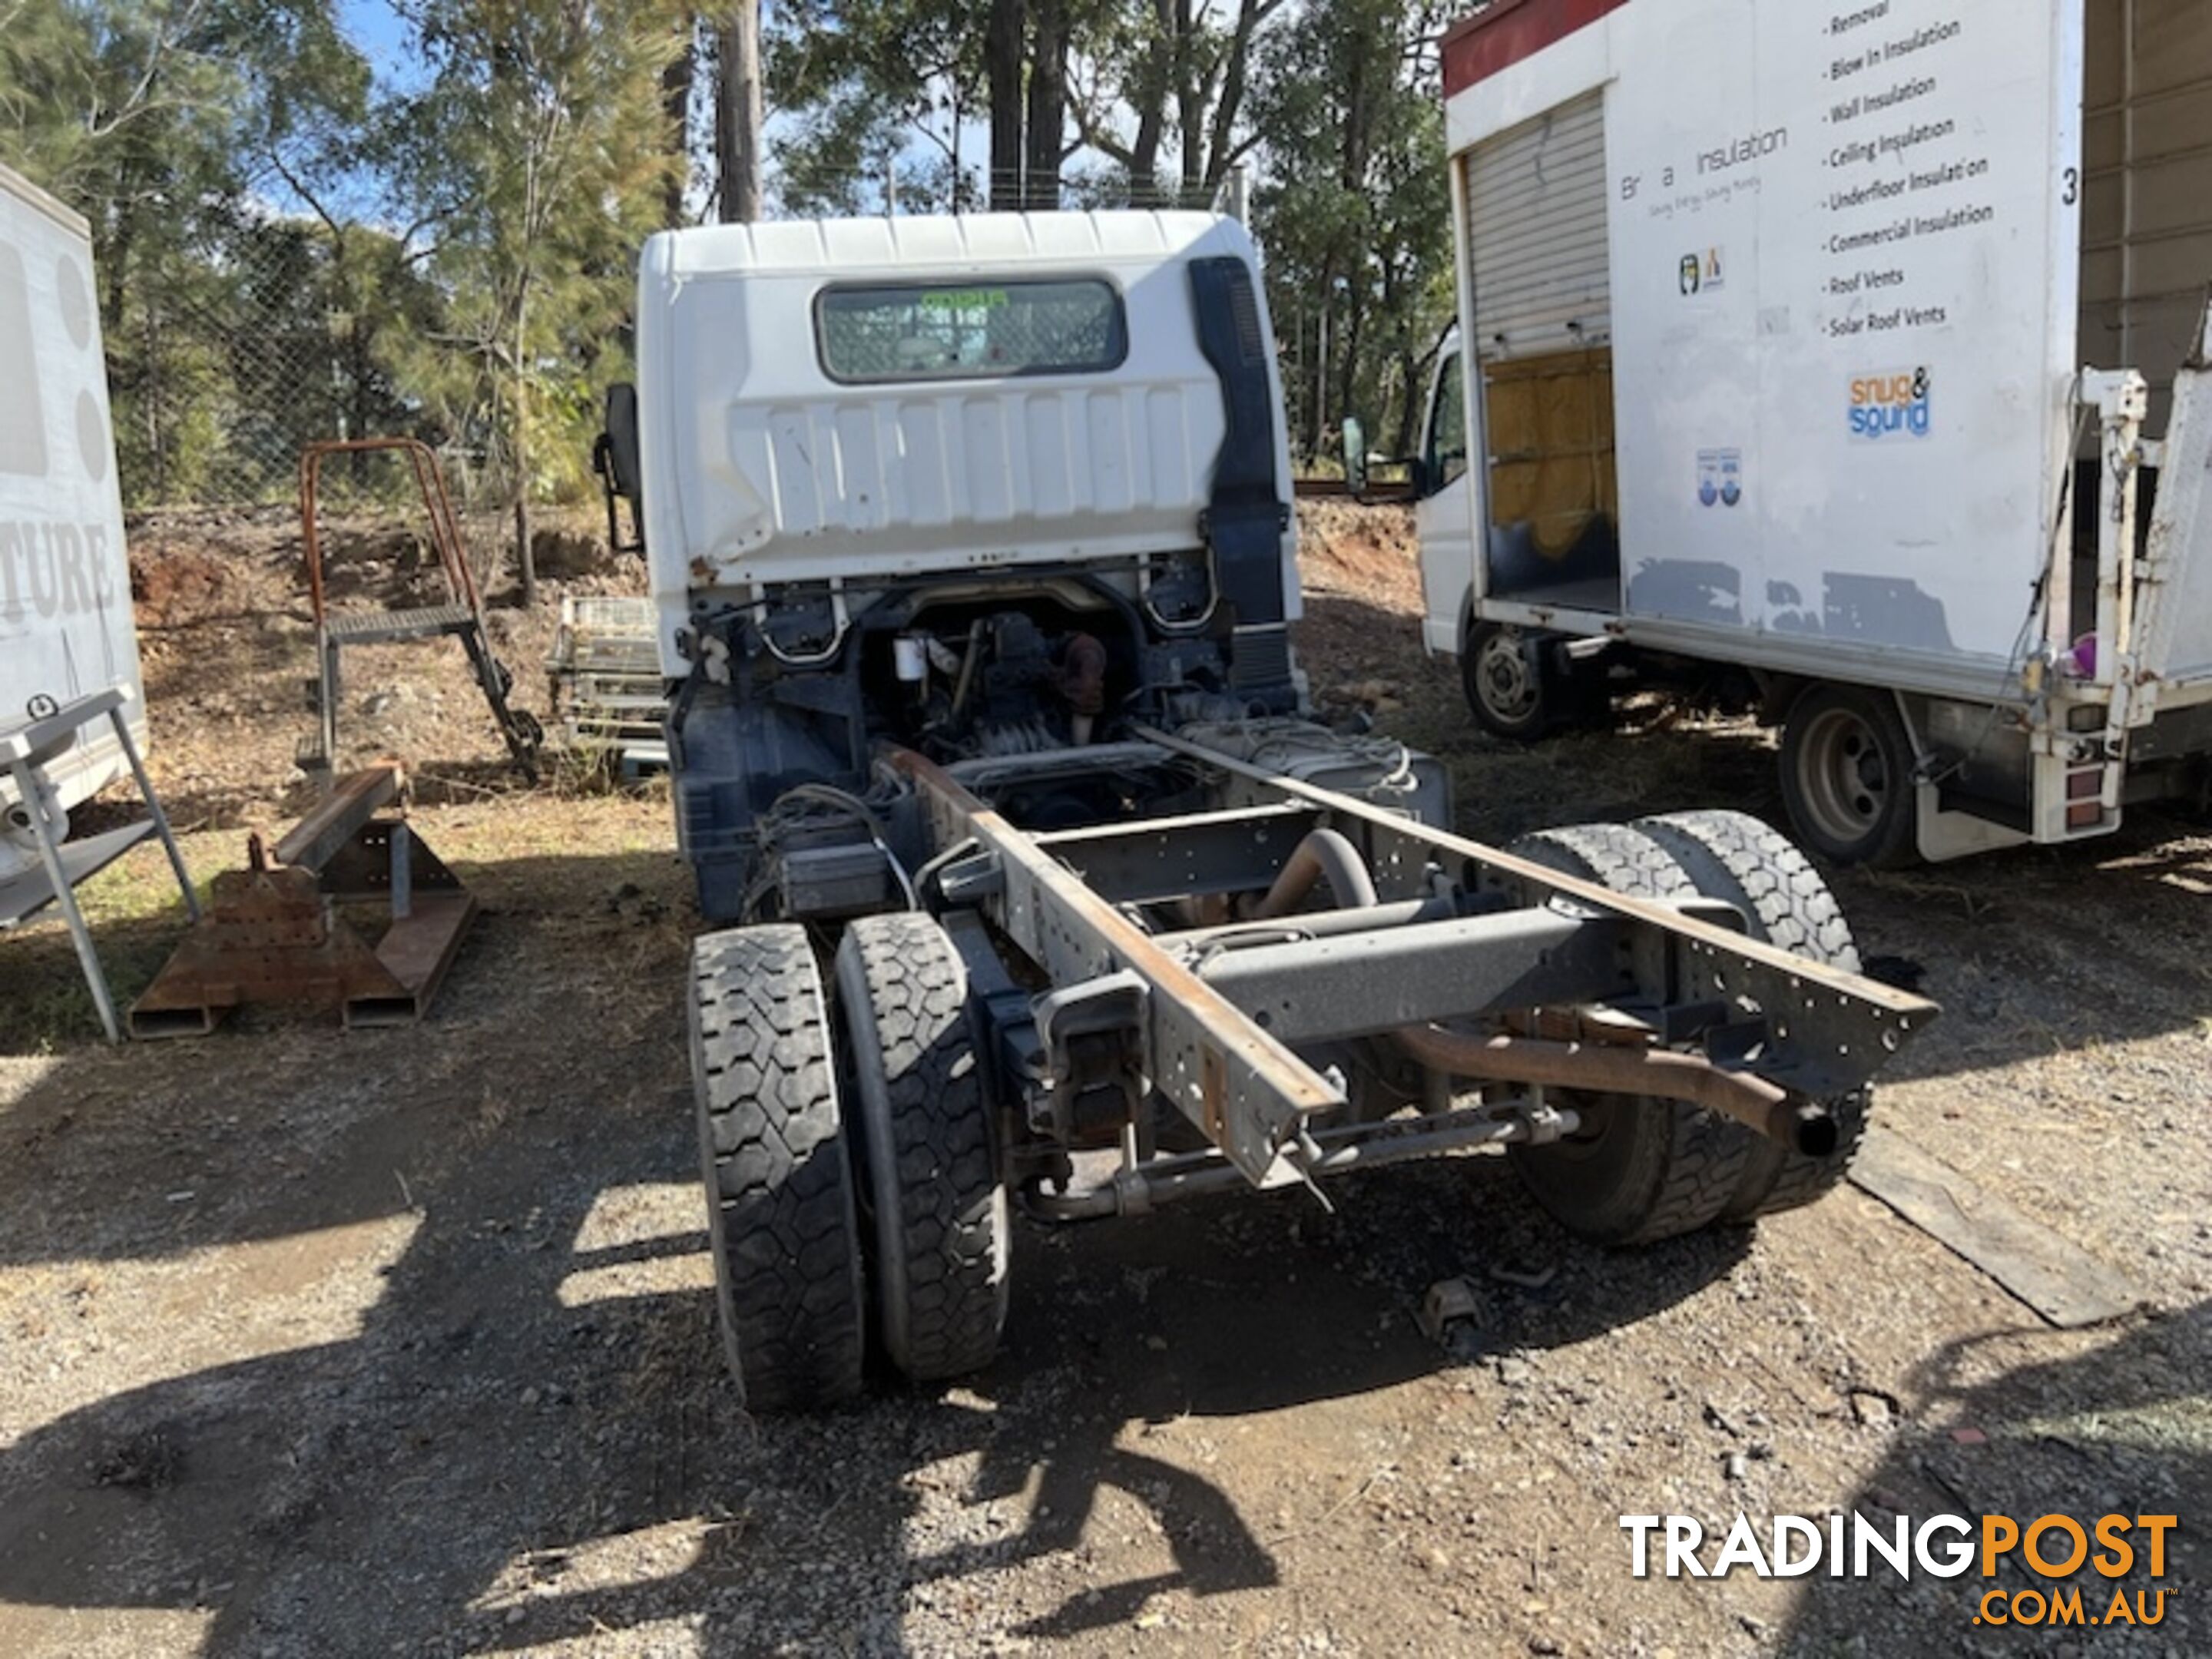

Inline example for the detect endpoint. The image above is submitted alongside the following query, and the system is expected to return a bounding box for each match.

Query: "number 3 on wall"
[2061,167,2080,207]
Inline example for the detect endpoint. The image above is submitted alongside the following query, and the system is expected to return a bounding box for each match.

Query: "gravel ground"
[0,505,2203,1656]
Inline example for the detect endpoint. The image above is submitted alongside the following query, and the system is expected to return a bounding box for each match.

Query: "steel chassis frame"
[885,727,1937,1209]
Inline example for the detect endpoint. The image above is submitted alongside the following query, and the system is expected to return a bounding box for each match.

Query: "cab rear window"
[815,279,1127,383]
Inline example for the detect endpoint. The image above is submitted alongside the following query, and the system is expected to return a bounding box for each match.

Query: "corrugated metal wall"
[1465,90,1612,363]
[2081,0,2212,435]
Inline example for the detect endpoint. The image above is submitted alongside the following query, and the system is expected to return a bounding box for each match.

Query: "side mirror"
[598,383,642,501]
[1406,455,1430,499]
[594,383,644,556]
[1341,416,1368,498]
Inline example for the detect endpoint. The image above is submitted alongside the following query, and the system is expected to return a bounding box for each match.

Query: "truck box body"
[1419,0,2212,852]
[0,162,145,813]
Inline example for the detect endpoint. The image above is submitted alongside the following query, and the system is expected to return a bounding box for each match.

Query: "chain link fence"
[107,191,501,517]
[106,166,1254,513]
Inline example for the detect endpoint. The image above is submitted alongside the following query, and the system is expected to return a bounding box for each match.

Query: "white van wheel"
[1462,623,1553,740]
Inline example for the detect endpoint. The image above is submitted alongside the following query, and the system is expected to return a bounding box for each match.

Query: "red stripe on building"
[1441,0,1631,98]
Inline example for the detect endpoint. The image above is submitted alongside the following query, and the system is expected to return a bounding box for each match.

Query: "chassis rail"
[885,729,1938,1196]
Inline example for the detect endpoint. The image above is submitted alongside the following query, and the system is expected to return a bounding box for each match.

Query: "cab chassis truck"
[600,212,1937,1409]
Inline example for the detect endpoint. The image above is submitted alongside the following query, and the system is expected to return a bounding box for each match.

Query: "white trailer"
[1406,0,2212,863]
[0,162,145,826]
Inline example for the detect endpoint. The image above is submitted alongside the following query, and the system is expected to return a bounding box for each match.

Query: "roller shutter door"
[2081,0,2212,436]
[1465,89,1611,364]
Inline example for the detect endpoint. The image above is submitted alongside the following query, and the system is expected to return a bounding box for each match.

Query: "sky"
[338,0,427,93]
[329,0,798,217]
[320,2,1118,220]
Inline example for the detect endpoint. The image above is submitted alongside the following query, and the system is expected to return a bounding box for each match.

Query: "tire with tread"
[1777,682,1919,867]
[690,923,867,1412]
[836,913,1008,1382]
[1634,809,1874,1217]
[1502,824,1757,1243]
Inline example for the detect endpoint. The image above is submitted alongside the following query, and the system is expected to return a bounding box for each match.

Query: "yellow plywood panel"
[1482,347,1616,560]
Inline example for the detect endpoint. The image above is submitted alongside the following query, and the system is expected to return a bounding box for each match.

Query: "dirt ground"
[0,502,2204,1657]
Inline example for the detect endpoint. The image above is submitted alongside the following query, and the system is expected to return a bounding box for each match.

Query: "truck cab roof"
[632,209,1296,664]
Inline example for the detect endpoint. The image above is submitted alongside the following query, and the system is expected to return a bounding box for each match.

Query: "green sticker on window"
[916,288,1009,312]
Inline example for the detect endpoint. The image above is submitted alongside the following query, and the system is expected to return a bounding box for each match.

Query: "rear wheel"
[836,913,1008,1383]
[690,924,867,1411]
[1501,825,1757,1243]
[1634,809,1873,1217]
[1779,683,1919,866]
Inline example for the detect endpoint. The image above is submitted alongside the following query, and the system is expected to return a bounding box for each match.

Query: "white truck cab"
[597,210,1936,1413]
[604,210,1310,917]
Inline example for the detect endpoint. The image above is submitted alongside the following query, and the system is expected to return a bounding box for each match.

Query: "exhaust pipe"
[1392,1025,1834,1154]
[1253,829,1379,919]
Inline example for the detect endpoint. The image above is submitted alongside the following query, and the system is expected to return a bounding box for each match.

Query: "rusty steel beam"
[887,747,1343,1185]
[128,763,475,1038]
[346,891,477,1028]
[273,762,402,872]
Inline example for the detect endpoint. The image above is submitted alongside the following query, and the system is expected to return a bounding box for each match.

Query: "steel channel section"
[1190,906,1611,1044]
[1141,726,1939,1095]
[1029,1100,1575,1220]
[1157,896,1458,948]
[1031,802,1323,904]
[274,763,402,872]
[890,750,1343,1185]
[943,740,1176,794]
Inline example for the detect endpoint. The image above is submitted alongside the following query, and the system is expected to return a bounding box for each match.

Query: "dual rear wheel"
[1504,812,1871,1244]
[690,914,1007,1410]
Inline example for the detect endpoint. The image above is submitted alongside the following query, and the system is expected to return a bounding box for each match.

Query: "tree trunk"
[513,291,537,608]
[1204,0,1265,190]
[986,0,1026,210]
[1123,0,1174,207]
[1309,298,1330,459]
[1174,0,1203,202]
[1025,0,1068,210]
[1391,349,1425,460]
[662,15,697,227]
[715,2,763,223]
[1334,303,1366,461]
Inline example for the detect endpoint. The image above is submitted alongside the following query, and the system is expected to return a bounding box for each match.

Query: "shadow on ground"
[1781,1302,2207,1649]
[0,845,1750,1654]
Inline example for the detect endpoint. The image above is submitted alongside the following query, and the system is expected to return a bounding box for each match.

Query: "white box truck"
[1405,0,2212,863]
[0,161,145,843]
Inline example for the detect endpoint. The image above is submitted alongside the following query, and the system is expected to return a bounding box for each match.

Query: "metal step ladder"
[299,437,542,780]
[2,687,200,1042]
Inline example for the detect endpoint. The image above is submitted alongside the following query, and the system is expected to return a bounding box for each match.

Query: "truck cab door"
[1413,346,1474,657]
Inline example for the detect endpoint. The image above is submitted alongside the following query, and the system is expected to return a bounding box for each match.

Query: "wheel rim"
[1796,706,1891,847]
[1476,631,1539,725]
[1540,1089,1622,1161]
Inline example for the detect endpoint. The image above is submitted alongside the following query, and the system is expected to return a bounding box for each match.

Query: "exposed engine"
[886,609,1116,763]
